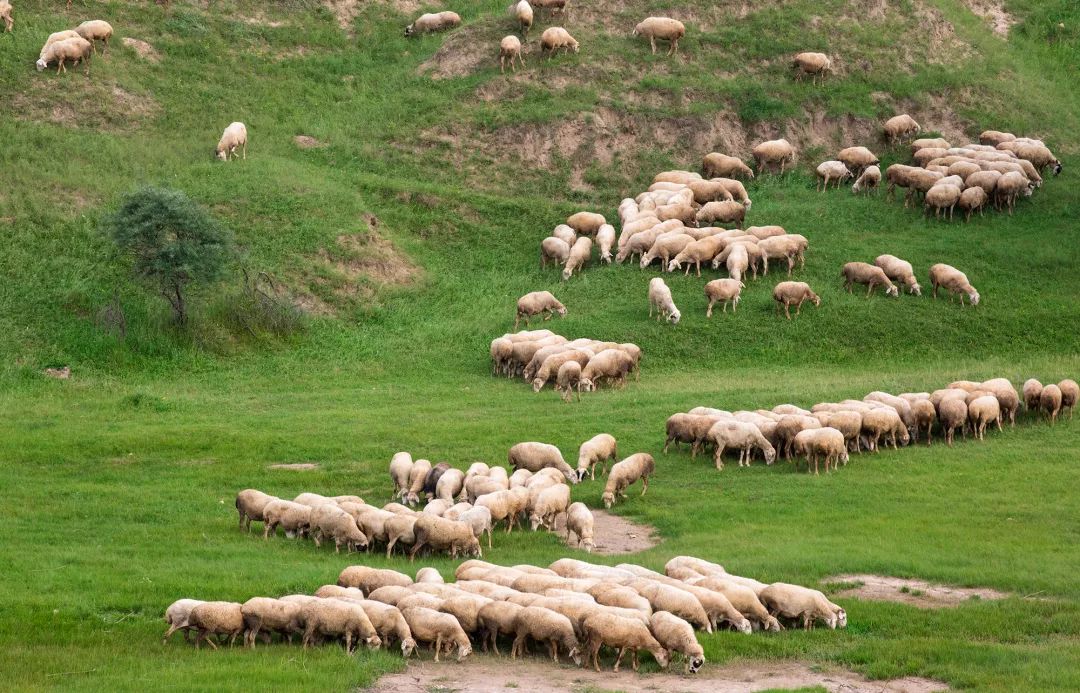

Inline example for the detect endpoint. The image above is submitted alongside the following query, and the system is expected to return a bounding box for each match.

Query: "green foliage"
[105,186,236,326]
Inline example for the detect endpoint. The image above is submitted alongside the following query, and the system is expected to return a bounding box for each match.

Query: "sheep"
[382,514,418,557]
[602,453,654,508]
[649,611,704,673]
[702,153,754,180]
[189,601,245,649]
[514,291,567,330]
[912,137,951,152]
[695,200,746,226]
[968,395,1002,440]
[621,569,750,633]
[757,234,808,277]
[514,0,533,36]
[438,593,493,634]
[564,502,595,552]
[576,433,617,481]
[579,348,635,392]
[707,420,776,469]
[435,468,465,503]
[715,178,753,208]
[1059,380,1078,419]
[841,262,899,298]
[929,263,980,306]
[792,427,848,474]
[979,378,1020,426]
[406,458,433,505]
[404,11,461,36]
[36,36,92,74]
[74,20,113,54]
[215,122,247,162]
[356,600,417,657]
[995,171,1030,213]
[552,361,582,402]
[262,499,311,539]
[552,223,578,245]
[596,224,616,263]
[338,566,413,593]
[773,281,820,319]
[860,407,910,451]
[647,277,681,325]
[499,35,524,73]
[528,483,571,531]
[452,505,494,548]
[163,599,205,644]
[965,169,1002,198]
[1022,379,1044,412]
[852,165,881,194]
[234,489,277,531]
[474,600,524,654]
[872,254,921,295]
[938,397,968,446]
[925,183,962,219]
[1040,384,1062,423]
[758,583,846,630]
[640,233,695,270]
[884,114,921,143]
[753,139,796,174]
[389,451,415,501]
[816,161,852,190]
[792,52,831,83]
[401,606,472,661]
[508,441,576,482]
[980,130,1015,146]
[240,598,301,648]
[686,577,781,632]
[664,556,726,578]
[583,611,670,672]
[836,146,879,174]
[1013,143,1062,175]
[701,278,743,317]
[656,201,697,225]
[509,606,582,663]
[663,414,720,457]
[654,170,701,184]
[540,27,579,57]
[562,236,592,280]
[632,17,685,55]
[0,1,11,33]
[312,504,369,553]
[466,475,508,503]
[667,236,724,277]
[910,399,936,444]
[410,515,482,560]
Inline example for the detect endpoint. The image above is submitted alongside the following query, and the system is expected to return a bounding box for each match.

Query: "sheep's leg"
[641,475,649,495]
[650,37,656,54]
[162,624,178,644]
[706,299,714,318]
[613,647,626,672]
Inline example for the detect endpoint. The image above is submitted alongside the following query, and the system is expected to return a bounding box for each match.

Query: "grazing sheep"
[499,35,524,73]
[911,399,937,444]
[401,607,472,661]
[757,234,808,277]
[696,200,746,226]
[1058,380,1078,419]
[668,235,725,277]
[925,183,963,219]
[384,514,419,557]
[405,11,461,36]
[884,114,921,143]
[1022,379,1044,412]
[583,611,669,672]
[540,26,579,57]
[511,606,582,664]
[567,212,606,235]
[529,483,571,531]
[852,165,881,194]
[816,161,852,191]
[215,122,247,162]
[435,468,465,503]
[980,130,1015,146]
[929,263,980,306]
[602,453,654,508]
[241,598,301,648]
[302,599,381,653]
[74,20,113,54]
[189,601,245,649]
[1040,384,1063,423]
[837,146,879,174]
[509,441,577,482]
[724,243,750,283]
[565,502,595,552]
[562,236,592,280]
[704,278,743,317]
[163,599,205,644]
[648,277,681,325]
[389,452,415,501]
[938,397,968,446]
[338,566,413,593]
[577,433,618,481]
[649,611,704,673]
[758,583,846,630]
[753,139,796,174]
[596,224,616,263]
[702,153,754,180]
[540,236,571,269]
[262,499,312,539]
[579,348,635,392]
[514,0,533,36]
[312,504,369,553]
[514,291,567,329]
[410,515,482,560]
[707,420,777,470]
[640,232,695,269]
[995,171,1031,214]
[792,427,848,474]
[0,1,11,33]
[36,36,92,74]
[873,255,921,295]
[968,395,1002,440]
[235,489,278,531]
[633,17,685,55]
[841,262,899,298]
[406,458,433,505]
[357,600,417,657]
[772,281,820,319]
[687,577,781,632]
[792,52,831,83]
[663,413,721,458]
[476,600,525,654]
[555,361,582,402]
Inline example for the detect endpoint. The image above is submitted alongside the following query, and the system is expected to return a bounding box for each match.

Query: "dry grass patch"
[827,574,1010,608]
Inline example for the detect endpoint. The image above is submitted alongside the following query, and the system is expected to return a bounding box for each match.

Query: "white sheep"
[579,348,634,391]
[648,277,681,324]
[189,601,245,649]
[632,17,685,55]
[883,114,921,143]
[596,224,616,263]
[36,36,92,74]
[772,281,820,319]
[499,35,524,73]
[816,161,852,190]
[401,606,472,661]
[564,502,595,552]
[929,263,980,306]
[602,453,654,508]
[0,1,13,33]
[758,583,846,630]
[514,290,567,329]
[509,441,577,482]
[852,165,881,194]
[262,499,312,539]
[513,0,533,36]
[707,420,776,469]
[74,20,113,54]
[576,433,618,481]
[873,254,921,295]
[649,611,704,673]
[511,606,582,664]
[241,597,302,648]
[540,27,579,58]
[409,515,482,560]
[216,122,247,162]
[389,451,414,501]
[235,489,278,531]
[752,139,796,174]
[404,11,461,36]
[555,361,582,402]
[792,52,831,83]
[702,152,754,180]
[163,598,205,643]
[704,278,743,316]
[841,262,899,298]
[562,236,592,280]
[528,483,571,531]
[583,611,669,672]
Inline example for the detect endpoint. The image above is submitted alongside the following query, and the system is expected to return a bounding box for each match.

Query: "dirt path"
[552,509,660,554]
[827,574,1008,608]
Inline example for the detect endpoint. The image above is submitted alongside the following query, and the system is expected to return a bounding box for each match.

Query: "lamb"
[758,583,846,630]
[649,611,704,673]
[189,601,245,649]
[968,395,1002,440]
[1058,379,1078,419]
[707,420,777,469]
[1040,384,1062,423]
[565,502,595,552]
[510,606,582,664]
[602,453,654,508]
[883,114,921,143]
[576,433,618,481]
[925,183,962,219]
[562,236,592,280]
[36,36,92,74]
[938,397,968,446]
[514,291,567,329]
[772,281,820,319]
[695,200,746,225]
[356,600,417,657]
[596,224,616,263]
[852,165,881,194]
[632,17,685,55]
[404,11,461,36]
[579,348,635,391]
[241,597,302,648]
[703,278,743,317]
[529,483,571,531]
[873,254,921,295]
[215,122,247,162]
[540,26,579,57]
[816,161,852,190]
[74,20,113,54]
[792,52,832,83]
[648,277,681,325]
[668,235,725,276]
[235,489,278,531]
[410,515,482,560]
[262,499,312,539]
[514,0,533,36]
[1022,379,1043,412]
[841,262,899,298]
[406,458,433,505]
[311,504,368,553]
[753,139,796,174]
[338,566,414,593]
[0,1,11,33]
[499,35,524,73]
[702,153,754,180]
[929,263,980,306]
[509,441,577,482]
[583,611,670,672]
[163,599,205,643]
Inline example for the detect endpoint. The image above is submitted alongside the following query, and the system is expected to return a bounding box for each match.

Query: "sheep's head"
[886,284,900,297]
[735,617,752,634]
[456,641,473,661]
[711,257,722,270]
[403,23,415,36]
[763,446,777,465]
[570,41,579,53]
[835,608,848,628]
[810,293,821,307]
[839,449,850,465]
[583,538,595,553]
[969,290,981,306]
[568,645,582,666]
[561,267,572,280]
[578,378,594,392]
[215,147,227,161]
[1052,161,1062,175]
[531,378,545,393]
[366,635,382,650]
[909,282,922,296]
[667,309,681,325]
[688,654,705,674]
[401,638,417,658]
[639,254,652,269]
[529,512,543,531]
[666,258,679,272]
[653,648,670,669]
[564,469,579,484]
[764,616,783,632]
[556,305,567,317]
[35,57,48,71]
[602,491,614,509]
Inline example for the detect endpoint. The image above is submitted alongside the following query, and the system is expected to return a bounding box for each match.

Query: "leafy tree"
[105,187,236,326]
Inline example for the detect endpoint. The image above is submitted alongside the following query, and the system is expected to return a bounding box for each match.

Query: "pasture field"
[1,0,1078,691]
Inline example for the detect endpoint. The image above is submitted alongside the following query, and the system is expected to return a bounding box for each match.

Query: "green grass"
[2,0,1080,691]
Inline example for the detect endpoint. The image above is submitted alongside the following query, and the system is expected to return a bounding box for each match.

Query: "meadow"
[1,0,1078,691]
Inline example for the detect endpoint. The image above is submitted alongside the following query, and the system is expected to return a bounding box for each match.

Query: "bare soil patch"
[550,508,659,554]
[961,0,1015,38]
[268,463,320,471]
[324,0,359,33]
[418,24,496,80]
[827,574,1009,608]
[369,657,948,692]
[293,135,325,149]
[122,37,161,62]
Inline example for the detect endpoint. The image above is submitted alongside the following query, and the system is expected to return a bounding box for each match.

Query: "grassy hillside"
[1,0,1079,691]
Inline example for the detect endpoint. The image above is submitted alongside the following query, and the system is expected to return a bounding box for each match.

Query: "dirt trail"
[827,574,1009,608]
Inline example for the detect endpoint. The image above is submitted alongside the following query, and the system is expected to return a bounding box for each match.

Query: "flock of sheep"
[665,376,1078,473]
[163,555,846,673]
[490,328,642,399]
[32,18,112,74]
